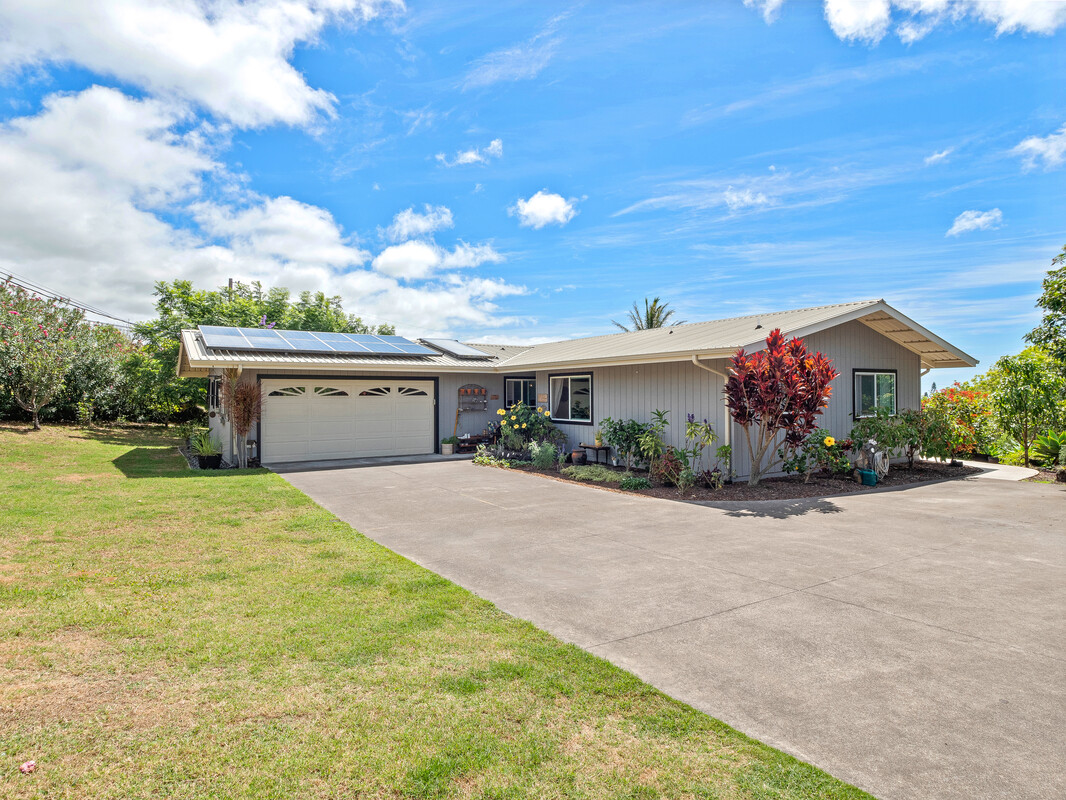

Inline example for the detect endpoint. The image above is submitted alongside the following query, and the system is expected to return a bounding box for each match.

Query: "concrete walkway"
[960,459,1040,481]
[278,461,1065,800]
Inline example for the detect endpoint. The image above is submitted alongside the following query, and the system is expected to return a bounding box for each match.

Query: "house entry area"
[259,378,435,464]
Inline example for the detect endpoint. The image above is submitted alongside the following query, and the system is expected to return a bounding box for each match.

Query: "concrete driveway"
[278,461,1066,800]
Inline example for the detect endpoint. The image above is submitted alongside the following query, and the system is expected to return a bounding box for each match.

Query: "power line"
[2,272,136,328]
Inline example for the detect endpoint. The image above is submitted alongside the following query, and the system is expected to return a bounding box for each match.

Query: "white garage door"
[260,378,435,463]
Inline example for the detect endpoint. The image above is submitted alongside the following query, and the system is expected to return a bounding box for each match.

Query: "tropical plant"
[678,414,718,475]
[496,402,561,448]
[528,440,560,470]
[724,328,838,485]
[984,349,1064,465]
[611,297,684,332]
[1031,431,1066,466]
[0,280,89,430]
[599,416,649,470]
[650,446,685,488]
[189,430,222,457]
[222,377,262,468]
[1026,244,1066,368]
[638,409,670,466]
[619,475,652,491]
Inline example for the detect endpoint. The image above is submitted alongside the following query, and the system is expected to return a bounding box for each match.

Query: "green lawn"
[0,425,874,799]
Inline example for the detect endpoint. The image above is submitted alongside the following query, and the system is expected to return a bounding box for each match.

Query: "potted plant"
[441,435,459,455]
[190,430,223,469]
[593,428,603,446]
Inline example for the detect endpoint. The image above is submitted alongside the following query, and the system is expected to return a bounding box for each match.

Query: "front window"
[854,371,896,417]
[505,377,536,407]
[549,374,592,423]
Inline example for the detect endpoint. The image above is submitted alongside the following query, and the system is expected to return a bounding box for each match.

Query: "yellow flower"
[510,415,517,421]
[824,436,835,447]
[497,408,505,416]
[521,423,527,429]
[500,421,508,427]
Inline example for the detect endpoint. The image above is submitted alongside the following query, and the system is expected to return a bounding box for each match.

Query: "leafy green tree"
[131,280,396,422]
[983,348,1064,465]
[1026,244,1066,368]
[0,280,88,430]
[612,297,684,331]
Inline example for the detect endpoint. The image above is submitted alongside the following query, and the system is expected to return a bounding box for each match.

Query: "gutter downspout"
[691,355,732,478]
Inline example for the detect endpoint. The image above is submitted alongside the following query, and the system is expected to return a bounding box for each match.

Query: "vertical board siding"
[731,320,921,479]
[234,320,918,474]
[535,361,730,462]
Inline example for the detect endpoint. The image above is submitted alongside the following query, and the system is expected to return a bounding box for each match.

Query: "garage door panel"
[261,378,434,463]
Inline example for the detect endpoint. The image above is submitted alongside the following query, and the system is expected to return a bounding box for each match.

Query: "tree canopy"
[611,297,684,332]
[0,280,91,429]
[1026,244,1066,368]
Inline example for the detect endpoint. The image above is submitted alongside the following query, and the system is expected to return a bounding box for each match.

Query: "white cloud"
[946,208,1003,237]
[386,205,453,241]
[824,0,892,43]
[924,147,953,165]
[436,138,503,167]
[723,186,773,212]
[192,196,369,269]
[743,0,788,23]
[462,14,567,90]
[0,0,401,127]
[1012,124,1066,171]
[372,239,502,279]
[0,85,523,334]
[372,240,441,279]
[750,1,1066,44]
[510,190,578,229]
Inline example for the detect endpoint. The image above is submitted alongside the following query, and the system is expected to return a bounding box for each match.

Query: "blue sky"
[0,1,1062,386]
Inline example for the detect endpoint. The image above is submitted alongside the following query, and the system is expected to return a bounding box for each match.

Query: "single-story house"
[176,299,977,478]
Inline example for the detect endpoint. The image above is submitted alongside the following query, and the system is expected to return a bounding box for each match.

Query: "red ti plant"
[724,328,838,485]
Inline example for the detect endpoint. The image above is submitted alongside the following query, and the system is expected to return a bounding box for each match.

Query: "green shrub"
[528,440,560,470]
[472,445,514,468]
[1031,430,1066,466]
[650,446,683,487]
[619,475,652,491]
[560,464,622,483]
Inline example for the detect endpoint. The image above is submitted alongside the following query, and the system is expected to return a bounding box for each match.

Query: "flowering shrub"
[0,280,88,430]
[921,385,995,456]
[496,402,560,446]
[781,429,852,482]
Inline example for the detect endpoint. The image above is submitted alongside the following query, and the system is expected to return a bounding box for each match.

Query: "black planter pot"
[571,450,587,465]
[197,454,222,469]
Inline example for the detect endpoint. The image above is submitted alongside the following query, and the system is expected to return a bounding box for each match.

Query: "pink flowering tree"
[0,280,88,430]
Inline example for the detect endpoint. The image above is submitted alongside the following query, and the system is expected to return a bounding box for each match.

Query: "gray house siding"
[208,319,920,474]
[533,360,733,465]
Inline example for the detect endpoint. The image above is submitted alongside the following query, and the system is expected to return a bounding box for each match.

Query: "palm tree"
[611,297,684,332]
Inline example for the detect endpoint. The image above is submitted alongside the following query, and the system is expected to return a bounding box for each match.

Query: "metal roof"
[176,300,977,377]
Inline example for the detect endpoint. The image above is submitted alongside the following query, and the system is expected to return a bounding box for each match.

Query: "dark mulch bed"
[505,459,983,502]
[1025,467,1065,484]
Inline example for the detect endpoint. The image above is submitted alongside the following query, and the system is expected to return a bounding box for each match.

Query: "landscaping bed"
[497,458,983,502]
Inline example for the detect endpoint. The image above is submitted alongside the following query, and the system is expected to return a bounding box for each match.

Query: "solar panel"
[197,325,435,357]
[419,338,493,359]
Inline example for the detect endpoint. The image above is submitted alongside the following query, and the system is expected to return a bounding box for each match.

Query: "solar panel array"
[419,338,493,359]
[198,326,437,356]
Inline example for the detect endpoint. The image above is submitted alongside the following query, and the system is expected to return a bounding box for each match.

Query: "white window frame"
[548,373,593,424]
[854,370,897,418]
